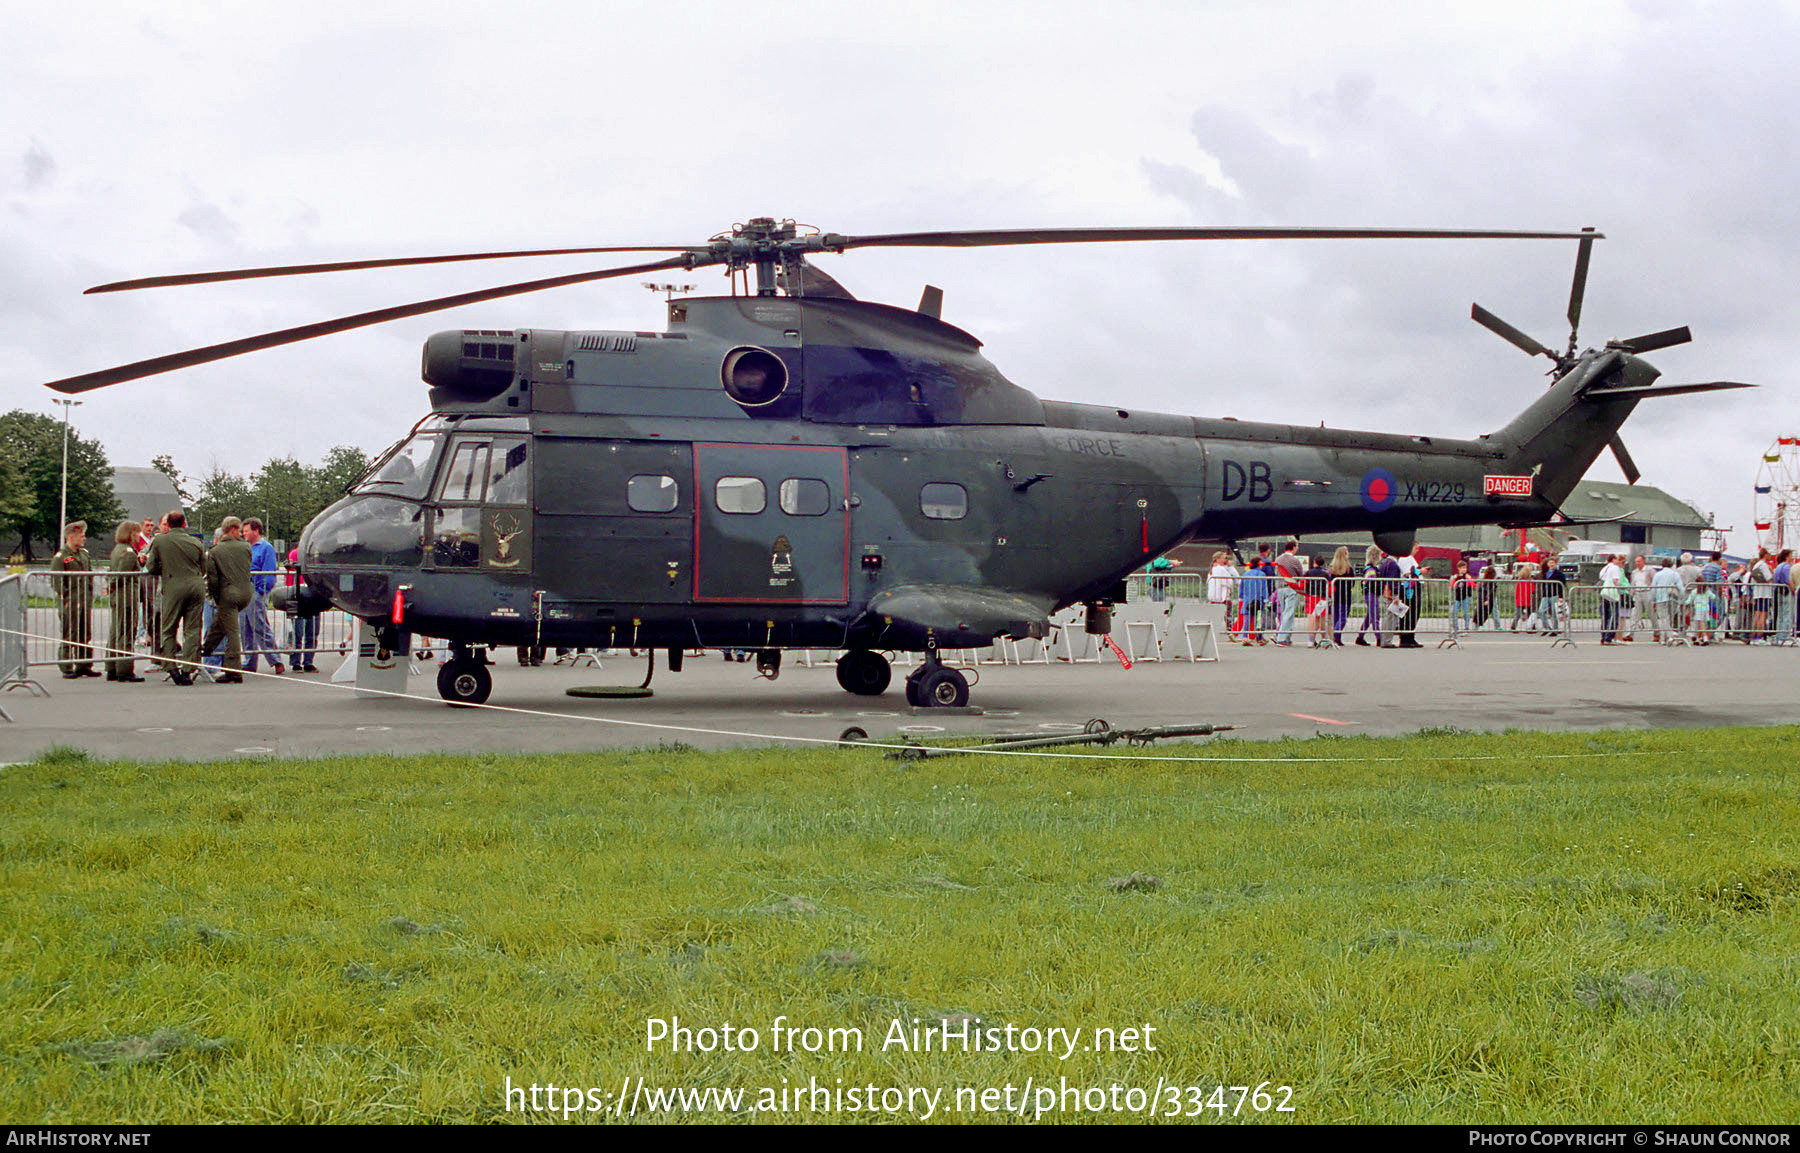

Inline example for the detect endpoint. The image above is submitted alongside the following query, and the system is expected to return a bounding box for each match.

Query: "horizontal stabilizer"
[1584,380,1756,401]
[1499,510,1635,530]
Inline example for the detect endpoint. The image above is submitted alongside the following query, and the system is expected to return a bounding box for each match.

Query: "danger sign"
[1484,474,1534,498]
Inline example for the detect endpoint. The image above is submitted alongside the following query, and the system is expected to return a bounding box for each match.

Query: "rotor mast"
[707,217,848,297]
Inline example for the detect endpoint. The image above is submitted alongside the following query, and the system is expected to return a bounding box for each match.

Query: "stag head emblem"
[488,512,524,568]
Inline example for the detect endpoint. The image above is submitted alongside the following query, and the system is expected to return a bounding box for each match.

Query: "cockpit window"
[438,442,489,503]
[485,438,529,505]
[353,433,439,499]
[435,436,529,505]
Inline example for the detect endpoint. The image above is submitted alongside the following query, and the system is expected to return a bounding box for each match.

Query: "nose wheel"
[437,648,492,706]
[904,655,970,708]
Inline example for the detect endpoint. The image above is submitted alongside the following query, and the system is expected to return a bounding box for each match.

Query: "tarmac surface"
[3,634,1796,762]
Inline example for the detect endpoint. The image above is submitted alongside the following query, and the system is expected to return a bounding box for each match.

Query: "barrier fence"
[2,572,49,719]
[13,569,358,674]
[8,569,1797,678]
[1129,573,1799,649]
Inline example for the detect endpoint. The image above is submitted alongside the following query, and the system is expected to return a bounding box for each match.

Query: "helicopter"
[45,219,1752,708]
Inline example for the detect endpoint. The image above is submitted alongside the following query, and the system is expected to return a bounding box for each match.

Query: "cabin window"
[715,476,766,515]
[920,482,967,520]
[779,477,831,517]
[628,474,680,513]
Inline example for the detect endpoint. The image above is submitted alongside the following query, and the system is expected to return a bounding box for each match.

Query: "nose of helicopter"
[298,493,426,616]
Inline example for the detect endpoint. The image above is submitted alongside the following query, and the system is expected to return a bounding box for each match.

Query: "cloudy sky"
[4,0,1794,553]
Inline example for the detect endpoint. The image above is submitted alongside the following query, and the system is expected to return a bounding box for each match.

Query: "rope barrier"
[0,624,1649,765]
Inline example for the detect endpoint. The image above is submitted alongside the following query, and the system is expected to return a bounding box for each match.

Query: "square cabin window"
[628,474,679,513]
[715,476,766,515]
[920,482,967,520]
[779,477,831,517]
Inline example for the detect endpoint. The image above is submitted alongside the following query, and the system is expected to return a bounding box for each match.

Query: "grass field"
[3,726,1796,1124]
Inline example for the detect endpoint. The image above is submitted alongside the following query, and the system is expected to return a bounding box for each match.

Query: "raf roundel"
[1360,467,1398,513]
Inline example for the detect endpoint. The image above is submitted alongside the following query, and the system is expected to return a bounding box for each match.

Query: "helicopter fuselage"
[298,293,1610,662]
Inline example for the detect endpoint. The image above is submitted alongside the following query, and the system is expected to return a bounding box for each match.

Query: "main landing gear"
[835,649,892,696]
[437,645,492,706]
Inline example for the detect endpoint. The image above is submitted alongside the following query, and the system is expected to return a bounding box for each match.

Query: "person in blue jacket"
[239,518,285,674]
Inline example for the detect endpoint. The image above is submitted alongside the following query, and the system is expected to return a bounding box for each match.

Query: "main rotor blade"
[1471,303,1554,359]
[86,245,703,294]
[1608,435,1641,485]
[46,254,702,393]
[1613,326,1693,355]
[1566,227,1596,341]
[832,226,1603,250]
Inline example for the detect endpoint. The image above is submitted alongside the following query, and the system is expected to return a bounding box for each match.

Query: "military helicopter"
[46,219,1751,707]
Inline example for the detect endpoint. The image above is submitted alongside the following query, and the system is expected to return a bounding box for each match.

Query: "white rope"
[0,624,1645,764]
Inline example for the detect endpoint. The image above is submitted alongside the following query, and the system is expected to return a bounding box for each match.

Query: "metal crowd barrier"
[1135,571,1799,649]
[10,564,1794,679]
[15,569,359,672]
[1613,578,1798,646]
[2,572,53,719]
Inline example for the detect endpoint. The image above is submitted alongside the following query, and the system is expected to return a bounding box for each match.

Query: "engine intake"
[423,329,522,404]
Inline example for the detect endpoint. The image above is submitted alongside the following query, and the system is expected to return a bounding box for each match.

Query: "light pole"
[53,398,82,543]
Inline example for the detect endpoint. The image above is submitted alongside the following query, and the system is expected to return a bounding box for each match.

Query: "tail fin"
[1493,350,1752,508]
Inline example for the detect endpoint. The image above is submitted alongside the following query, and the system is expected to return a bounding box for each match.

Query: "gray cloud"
[22,141,55,191]
[176,200,241,249]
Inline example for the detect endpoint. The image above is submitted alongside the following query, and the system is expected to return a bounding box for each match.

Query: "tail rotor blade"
[1614,326,1693,355]
[1608,435,1641,485]
[1472,303,1554,360]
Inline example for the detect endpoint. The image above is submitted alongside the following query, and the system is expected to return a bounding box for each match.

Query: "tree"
[0,409,125,560]
[250,457,316,543]
[0,454,33,560]
[185,445,374,545]
[191,467,253,535]
[314,445,372,499]
[151,454,195,504]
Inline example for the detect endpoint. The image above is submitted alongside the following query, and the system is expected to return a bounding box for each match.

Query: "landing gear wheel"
[904,666,927,707]
[437,658,492,706]
[916,666,970,708]
[835,649,892,696]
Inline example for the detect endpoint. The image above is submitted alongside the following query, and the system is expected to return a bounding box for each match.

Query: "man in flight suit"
[201,517,254,684]
[143,509,206,685]
[53,521,97,677]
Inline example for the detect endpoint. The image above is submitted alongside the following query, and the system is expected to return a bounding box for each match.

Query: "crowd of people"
[1607,549,1800,646]
[1196,540,1799,649]
[48,510,320,686]
[43,515,1800,681]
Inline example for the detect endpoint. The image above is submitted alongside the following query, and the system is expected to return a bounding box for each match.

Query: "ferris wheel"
[1754,436,1800,551]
